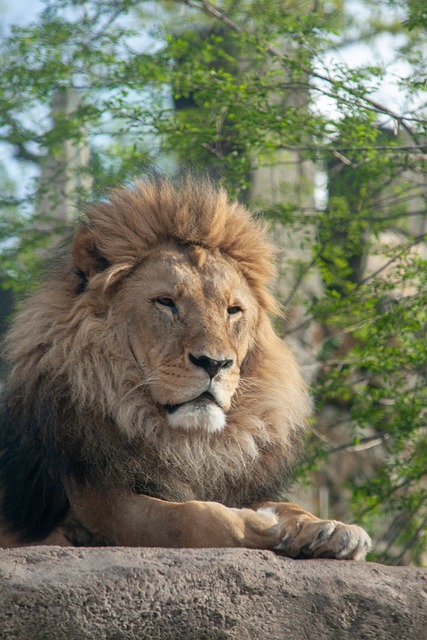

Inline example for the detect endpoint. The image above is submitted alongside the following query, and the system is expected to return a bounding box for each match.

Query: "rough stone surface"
[0,547,425,640]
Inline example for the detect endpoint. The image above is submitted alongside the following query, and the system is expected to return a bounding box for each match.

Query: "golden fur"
[0,175,370,558]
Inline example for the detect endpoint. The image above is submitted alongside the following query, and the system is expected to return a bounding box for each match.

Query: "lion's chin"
[166,403,226,433]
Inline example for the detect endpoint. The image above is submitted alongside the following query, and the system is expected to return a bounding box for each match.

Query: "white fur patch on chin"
[167,403,226,433]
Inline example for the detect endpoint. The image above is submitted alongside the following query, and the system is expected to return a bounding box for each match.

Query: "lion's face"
[120,242,259,433]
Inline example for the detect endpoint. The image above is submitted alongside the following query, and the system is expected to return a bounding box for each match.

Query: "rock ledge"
[0,547,425,639]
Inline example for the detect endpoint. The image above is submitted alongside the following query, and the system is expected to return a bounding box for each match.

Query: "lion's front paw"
[304,521,371,560]
[276,520,371,560]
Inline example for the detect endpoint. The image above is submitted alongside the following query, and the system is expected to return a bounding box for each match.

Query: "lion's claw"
[276,519,371,560]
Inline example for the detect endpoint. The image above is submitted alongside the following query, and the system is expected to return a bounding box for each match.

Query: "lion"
[0,175,370,558]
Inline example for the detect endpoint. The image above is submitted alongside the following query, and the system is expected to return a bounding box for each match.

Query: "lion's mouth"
[163,391,218,414]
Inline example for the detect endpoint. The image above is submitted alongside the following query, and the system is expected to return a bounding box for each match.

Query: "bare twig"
[393,513,427,565]
[180,0,244,33]
[327,433,390,454]
[357,234,427,287]
[202,142,224,158]
[283,252,322,308]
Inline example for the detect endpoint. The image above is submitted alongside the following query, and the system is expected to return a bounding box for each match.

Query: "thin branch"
[357,234,427,287]
[356,477,414,520]
[283,251,322,308]
[327,433,390,454]
[11,144,41,164]
[0,115,42,164]
[202,142,224,158]
[393,513,427,565]
[0,196,26,207]
[181,0,243,33]
[283,316,313,336]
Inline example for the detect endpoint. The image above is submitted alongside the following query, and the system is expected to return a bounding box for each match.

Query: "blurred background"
[0,0,426,564]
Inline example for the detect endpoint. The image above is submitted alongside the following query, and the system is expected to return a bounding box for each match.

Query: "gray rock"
[0,547,425,640]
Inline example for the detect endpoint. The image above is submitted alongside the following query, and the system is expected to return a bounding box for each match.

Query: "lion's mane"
[0,175,311,542]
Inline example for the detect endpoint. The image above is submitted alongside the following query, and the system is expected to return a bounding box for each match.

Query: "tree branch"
[181,0,243,33]
[357,234,427,287]
[327,433,390,454]
[0,114,42,164]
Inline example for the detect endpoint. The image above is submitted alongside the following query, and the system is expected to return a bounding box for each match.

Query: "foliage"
[0,0,426,563]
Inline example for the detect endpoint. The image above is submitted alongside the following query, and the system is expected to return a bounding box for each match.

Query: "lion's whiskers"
[118,372,160,406]
[234,377,258,397]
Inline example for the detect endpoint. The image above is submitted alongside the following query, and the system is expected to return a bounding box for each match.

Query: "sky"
[1,0,43,31]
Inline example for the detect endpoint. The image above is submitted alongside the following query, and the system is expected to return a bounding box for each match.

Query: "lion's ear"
[72,227,111,278]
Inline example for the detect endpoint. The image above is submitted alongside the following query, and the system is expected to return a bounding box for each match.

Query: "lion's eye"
[153,297,177,312]
[227,305,243,316]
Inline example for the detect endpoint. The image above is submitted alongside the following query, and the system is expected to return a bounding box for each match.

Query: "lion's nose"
[189,354,233,379]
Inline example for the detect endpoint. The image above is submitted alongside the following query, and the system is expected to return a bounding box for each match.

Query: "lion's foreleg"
[65,486,286,549]
[252,501,371,560]
[65,487,371,556]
